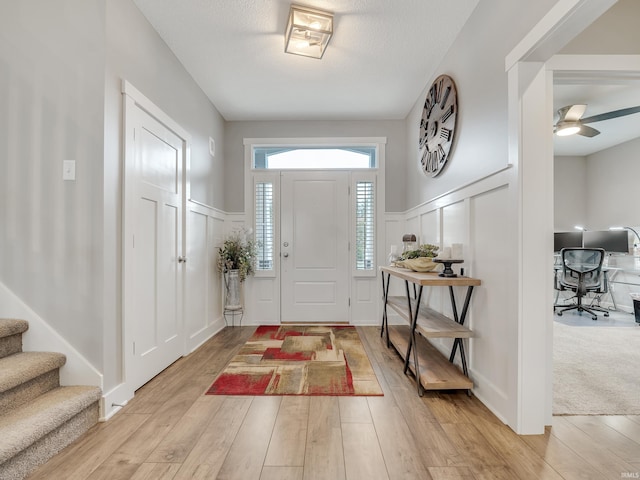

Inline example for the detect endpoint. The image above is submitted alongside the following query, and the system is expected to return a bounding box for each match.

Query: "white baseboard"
[101,382,134,421]
[187,317,226,353]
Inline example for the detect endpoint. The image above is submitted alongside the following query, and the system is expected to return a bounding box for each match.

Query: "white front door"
[280,171,350,323]
[124,95,185,391]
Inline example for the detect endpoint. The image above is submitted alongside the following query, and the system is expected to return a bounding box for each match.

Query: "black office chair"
[554,247,610,321]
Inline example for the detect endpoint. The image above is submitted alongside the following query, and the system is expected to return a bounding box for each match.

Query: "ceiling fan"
[554,104,640,137]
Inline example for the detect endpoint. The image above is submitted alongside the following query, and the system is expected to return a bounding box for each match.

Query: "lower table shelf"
[388,325,473,391]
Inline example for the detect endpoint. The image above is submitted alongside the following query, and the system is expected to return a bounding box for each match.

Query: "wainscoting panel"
[468,185,511,410]
[351,277,377,325]
[185,201,225,352]
[420,209,440,245]
[245,277,279,325]
[391,168,514,425]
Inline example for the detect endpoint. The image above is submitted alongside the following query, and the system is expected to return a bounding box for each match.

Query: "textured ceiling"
[131,0,479,121]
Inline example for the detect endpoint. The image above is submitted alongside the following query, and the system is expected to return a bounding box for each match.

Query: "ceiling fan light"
[555,122,581,136]
[285,5,333,59]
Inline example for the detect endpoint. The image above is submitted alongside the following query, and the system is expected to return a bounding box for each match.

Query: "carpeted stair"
[0,318,101,480]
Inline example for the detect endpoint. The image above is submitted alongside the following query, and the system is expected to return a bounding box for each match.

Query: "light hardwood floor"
[29,326,640,480]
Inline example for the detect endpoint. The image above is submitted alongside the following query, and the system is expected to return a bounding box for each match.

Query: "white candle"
[442,247,452,259]
[452,243,463,259]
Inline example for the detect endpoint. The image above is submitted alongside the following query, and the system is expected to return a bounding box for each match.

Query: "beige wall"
[224,119,407,212]
[554,155,588,231]
[0,0,226,395]
[0,0,107,368]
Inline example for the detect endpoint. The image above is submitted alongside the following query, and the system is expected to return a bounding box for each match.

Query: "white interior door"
[124,97,185,391]
[280,171,350,323]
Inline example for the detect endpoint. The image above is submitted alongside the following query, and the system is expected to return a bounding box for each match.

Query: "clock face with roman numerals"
[418,74,458,177]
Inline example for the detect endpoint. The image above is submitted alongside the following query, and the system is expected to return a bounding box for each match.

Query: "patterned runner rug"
[206,325,383,396]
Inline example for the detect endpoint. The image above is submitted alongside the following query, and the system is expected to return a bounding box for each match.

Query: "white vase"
[224,269,242,310]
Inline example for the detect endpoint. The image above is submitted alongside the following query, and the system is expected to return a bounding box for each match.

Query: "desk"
[380,266,481,395]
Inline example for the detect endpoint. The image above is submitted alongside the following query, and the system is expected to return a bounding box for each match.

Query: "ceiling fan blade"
[558,104,587,122]
[581,106,640,124]
[577,125,600,137]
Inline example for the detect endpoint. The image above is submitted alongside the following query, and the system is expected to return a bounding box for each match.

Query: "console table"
[380,266,481,395]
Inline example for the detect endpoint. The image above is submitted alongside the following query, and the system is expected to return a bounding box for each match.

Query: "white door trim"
[243,138,386,325]
[121,80,191,398]
[505,0,617,434]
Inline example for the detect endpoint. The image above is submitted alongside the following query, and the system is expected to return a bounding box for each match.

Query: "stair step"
[0,319,29,340]
[0,352,66,395]
[0,320,29,360]
[0,385,101,478]
[0,352,66,413]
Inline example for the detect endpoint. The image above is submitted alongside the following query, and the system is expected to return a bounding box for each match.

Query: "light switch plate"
[209,137,215,157]
[63,160,76,181]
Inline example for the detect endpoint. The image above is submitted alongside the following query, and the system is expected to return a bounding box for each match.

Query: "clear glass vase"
[224,269,242,310]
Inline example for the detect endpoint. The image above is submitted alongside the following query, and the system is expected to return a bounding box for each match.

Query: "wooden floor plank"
[465,415,564,480]
[599,416,640,445]
[216,396,282,480]
[28,412,151,480]
[367,396,432,480]
[27,326,640,480]
[342,423,389,480]
[264,396,310,467]
[173,396,253,480]
[88,375,217,480]
[338,396,372,424]
[130,463,181,480]
[145,394,226,463]
[260,466,304,480]
[549,416,637,477]
[565,415,640,462]
[428,466,476,480]
[303,397,346,480]
[521,426,608,480]
[439,422,506,470]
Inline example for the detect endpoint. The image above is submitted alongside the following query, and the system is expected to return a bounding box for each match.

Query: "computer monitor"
[582,230,629,253]
[554,232,583,252]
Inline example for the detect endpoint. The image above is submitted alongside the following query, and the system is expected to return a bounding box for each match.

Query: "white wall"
[554,136,640,231]
[561,0,640,54]
[586,136,640,229]
[554,155,588,231]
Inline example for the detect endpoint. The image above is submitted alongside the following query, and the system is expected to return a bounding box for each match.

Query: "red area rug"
[206,325,383,396]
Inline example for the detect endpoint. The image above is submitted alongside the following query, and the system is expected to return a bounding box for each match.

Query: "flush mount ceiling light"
[284,4,333,59]
[555,121,582,137]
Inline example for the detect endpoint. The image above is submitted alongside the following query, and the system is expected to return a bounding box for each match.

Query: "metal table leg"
[448,285,474,377]
[403,283,424,396]
[380,271,391,347]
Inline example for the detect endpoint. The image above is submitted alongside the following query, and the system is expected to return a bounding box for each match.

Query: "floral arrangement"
[398,243,439,261]
[217,228,258,282]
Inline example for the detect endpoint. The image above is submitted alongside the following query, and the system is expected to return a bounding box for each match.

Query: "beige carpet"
[553,321,640,415]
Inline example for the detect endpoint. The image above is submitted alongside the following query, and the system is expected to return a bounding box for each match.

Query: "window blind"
[355,181,374,270]
[255,182,274,270]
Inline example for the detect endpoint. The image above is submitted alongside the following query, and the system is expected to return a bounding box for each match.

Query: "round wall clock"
[418,74,458,177]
